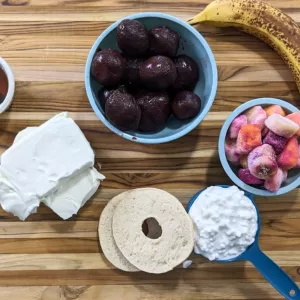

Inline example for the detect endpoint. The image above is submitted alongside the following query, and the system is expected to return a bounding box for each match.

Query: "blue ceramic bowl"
[85,12,218,144]
[219,98,300,196]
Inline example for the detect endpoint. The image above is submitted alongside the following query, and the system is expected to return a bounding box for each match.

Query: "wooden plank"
[2,81,297,113]
[0,284,290,299]
[2,0,299,9]
[0,251,298,270]
[0,0,298,299]
[0,268,298,286]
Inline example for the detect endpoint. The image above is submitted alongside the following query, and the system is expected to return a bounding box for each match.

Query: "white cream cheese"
[189,186,258,261]
[13,126,105,220]
[0,113,104,220]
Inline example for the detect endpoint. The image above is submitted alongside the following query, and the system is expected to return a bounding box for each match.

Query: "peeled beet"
[105,90,141,131]
[136,91,171,132]
[140,56,177,90]
[173,55,199,90]
[149,26,179,57]
[123,57,143,86]
[116,19,149,56]
[172,91,201,120]
[91,49,125,87]
[98,85,127,109]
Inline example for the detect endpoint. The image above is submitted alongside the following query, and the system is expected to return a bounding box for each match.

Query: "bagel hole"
[142,218,162,239]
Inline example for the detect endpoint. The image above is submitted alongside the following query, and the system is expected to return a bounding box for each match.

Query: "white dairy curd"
[0,113,104,220]
[189,186,258,261]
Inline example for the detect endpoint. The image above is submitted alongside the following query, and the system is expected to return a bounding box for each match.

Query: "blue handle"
[244,243,300,299]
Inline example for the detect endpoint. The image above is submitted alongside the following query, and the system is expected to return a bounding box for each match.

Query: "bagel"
[98,191,139,272]
[112,188,194,274]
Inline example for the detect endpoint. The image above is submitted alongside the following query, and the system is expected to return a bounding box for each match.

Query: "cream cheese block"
[0,113,103,220]
[13,126,105,220]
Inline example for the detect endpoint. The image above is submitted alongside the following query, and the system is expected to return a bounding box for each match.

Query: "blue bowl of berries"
[85,12,217,144]
[219,98,300,196]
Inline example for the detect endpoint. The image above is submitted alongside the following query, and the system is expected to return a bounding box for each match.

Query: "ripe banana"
[188,0,300,93]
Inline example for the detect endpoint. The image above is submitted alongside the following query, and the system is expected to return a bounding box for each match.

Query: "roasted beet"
[136,91,171,132]
[116,19,149,56]
[123,57,143,86]
[105,90,141,131]
[91,49,124,87]
[98,85,127,109]
[173,55,199,90]
[172,91,201,120]
[149,26,179,57]
[98,89,112,109]
[139,56,177,90]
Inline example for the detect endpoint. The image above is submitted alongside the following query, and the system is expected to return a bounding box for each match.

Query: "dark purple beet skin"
[136,91,171,132]
[98,89,112,109]
[91,49,125,87]
[123,57,143,86]
[105,90,141,131]
[173,55,199,90]
[149,26,179,57]
[98,85,127,109]
[172,91,201,120]
[139,56,177,90]
[116,19,149,56]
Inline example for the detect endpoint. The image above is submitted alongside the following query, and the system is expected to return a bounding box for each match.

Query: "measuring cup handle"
[246,243,300,299]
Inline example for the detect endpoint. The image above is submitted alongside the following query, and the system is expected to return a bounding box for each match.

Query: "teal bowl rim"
[84,12,218,144]
[218,98,300,197]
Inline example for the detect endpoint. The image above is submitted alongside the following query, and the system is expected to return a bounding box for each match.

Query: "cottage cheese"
[0,113,104,220]
[189,186,258,261]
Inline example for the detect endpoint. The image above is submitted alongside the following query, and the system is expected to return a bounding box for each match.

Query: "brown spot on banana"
[188,0,300,93]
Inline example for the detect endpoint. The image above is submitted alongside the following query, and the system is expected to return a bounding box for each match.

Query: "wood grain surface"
[0,0,299,299]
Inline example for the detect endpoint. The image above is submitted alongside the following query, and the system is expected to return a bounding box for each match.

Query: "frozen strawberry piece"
[225,139,241,166]
[263,130,288,154]
[240,154,248,168]
[264,168,285,192]
[236,124,262,154]
[238,168,264,185]
[261,127,269,137]
[265,113,299,138]
[248,144,278,179]
[228,114,247,139]
[286,112,300,136]
[278,136,299,170]
[264,105,286,117]
[245,106,267,129]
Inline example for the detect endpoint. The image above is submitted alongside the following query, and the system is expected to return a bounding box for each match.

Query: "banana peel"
[188,0,300,93]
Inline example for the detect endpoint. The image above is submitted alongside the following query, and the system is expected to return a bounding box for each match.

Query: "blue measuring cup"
[186,185,300,300]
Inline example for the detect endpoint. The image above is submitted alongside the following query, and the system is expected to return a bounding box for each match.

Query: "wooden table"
[0,0,299,299]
